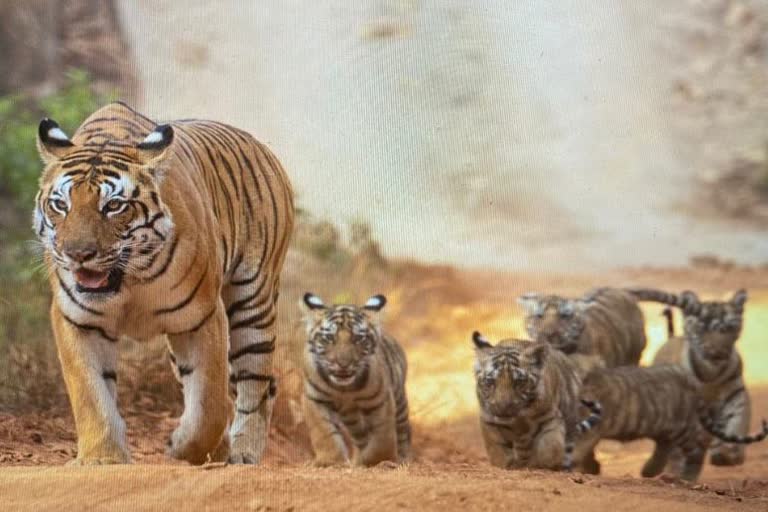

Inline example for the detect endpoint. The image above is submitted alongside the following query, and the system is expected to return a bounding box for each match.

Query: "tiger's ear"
[136,124,174,166]
[517,293,541,315]
[37,118,75,164]
[303,292,326,311]
[731,289,748,308]
[301,292,327,332]
[525,342,549,369]
[472,331,493,350]
[363,294,387,312]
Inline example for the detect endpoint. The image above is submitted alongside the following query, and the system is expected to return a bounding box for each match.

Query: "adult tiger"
[517,288,646,374]
[472,332,602,471]
[33,102,294,465]
[301,293,411,467]
[629,288,752,466]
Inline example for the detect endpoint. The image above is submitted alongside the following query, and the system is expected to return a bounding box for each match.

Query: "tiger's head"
[34,117,175,297]
[302,292,387,389]
[472,331,550,418]
[517,292,587,354]
[681,290,747,362]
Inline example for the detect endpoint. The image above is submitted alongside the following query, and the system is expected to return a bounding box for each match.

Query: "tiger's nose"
[64,245,97,263]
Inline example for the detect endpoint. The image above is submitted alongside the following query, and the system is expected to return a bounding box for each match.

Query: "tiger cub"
[575,364,767,482]
[301,293,411,467]
[472,332,601,471]
[518,288,646,373]
[631,288,752,466]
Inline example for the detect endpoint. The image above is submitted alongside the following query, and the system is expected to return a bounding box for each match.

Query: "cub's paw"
[310,458,350,468]
[710,451,744,467]
[228,450,259,465]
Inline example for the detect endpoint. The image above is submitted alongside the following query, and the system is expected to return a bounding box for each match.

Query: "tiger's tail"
[626,288,702,315]
[662,307,675,338]
[700,414,768,444]
[577,399,602,435]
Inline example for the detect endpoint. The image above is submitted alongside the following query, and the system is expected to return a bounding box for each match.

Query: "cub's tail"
[662,307,675,338]
[626,288,702,315]
[577,399,603,435]
[701,415,768,444]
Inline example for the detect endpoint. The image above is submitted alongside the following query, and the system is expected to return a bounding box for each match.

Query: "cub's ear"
[301,292,326,333]
[472,331,493,350]
[136,124,174,166]
[526,342,549,368]
[303,292,327,311]
[37,118,75,164]
[731,289,748,308]
[517,293,541,315]
[363,294,387,312]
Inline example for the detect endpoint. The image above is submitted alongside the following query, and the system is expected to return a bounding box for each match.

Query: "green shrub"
[0,70,110,410]
[0,70,108,209]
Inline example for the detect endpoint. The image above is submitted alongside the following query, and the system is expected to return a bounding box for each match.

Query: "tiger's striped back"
[518,287,646,372]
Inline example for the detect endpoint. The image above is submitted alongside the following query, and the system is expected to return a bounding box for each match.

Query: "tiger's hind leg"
[394,391,412,463]
[710,386,751,466]
[641,441,671,478]
[223,277,279,465]
[678,434,707,482]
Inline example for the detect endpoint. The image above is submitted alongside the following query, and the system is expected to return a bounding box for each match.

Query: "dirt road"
[2,265,767,509]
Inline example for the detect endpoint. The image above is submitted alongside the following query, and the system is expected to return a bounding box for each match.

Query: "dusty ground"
[2,264,768,510]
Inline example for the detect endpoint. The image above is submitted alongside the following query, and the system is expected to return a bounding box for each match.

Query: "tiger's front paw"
[66,454,130,466]
[167,425,225,465]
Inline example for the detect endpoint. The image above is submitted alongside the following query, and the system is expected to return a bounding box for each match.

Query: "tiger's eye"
[103,199,126,214]
[50,199,67,212]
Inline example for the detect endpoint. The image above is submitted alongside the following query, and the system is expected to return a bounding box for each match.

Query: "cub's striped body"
[631,288,752,467]
[34,102,294,465]
[472,333,601,471]
[518,288,646,373]
[301,293,411,466]
[575,364,767,482]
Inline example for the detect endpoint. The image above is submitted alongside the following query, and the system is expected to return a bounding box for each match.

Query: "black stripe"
[60,312,117,342]
[229,307,275,331]
[306,395,337,411]
[228,339,276,361]
[102,370,117,381]
[140,235,179,281]
[153,268,207,315]
[226,280,270,317]
[230,371,274,384]
[166,307,217,336]
[57,274,104,316]
[360,400,386,415]
[721,386,746,409]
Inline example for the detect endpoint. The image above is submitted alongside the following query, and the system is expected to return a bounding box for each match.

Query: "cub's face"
[518,293,586,355]
[303,293,386,389]
[684,290,747,362]
[34,119,175,297]
[472,332,548,417]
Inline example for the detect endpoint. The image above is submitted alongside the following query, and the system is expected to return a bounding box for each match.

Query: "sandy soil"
[2,264,768,510]
[2,400,767,511]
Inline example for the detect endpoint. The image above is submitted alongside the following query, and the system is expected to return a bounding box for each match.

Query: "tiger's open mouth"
[73,267,124,294]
